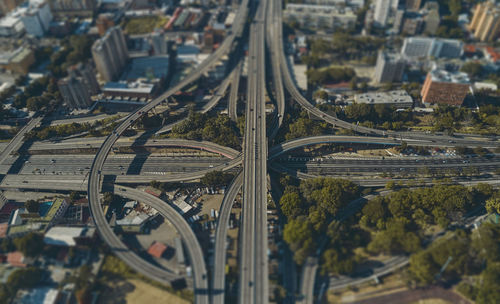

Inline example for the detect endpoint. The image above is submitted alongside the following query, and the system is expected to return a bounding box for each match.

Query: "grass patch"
[123,16,168,35]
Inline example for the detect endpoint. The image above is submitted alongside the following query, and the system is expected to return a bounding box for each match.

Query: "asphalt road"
[239,0,269,302]
[228,60,243,122]
[0,117,43,166]
[0,155,229,175]
[212,171,243,304]
[86,1,250,303]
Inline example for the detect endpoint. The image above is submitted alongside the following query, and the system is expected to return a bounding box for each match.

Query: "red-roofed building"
[7,251,26,267]
[0,223,7,238]
[484,47,500,63]
[147,241,167,258]
[0,202,22,222]
[321,81,352,94]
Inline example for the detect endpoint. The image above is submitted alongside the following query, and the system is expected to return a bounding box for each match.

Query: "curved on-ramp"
[212,171,243,304]
[87,2,249,303]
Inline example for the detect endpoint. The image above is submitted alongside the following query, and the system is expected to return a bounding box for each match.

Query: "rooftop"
[16,287,59,304]
[103,81,155,94]
[429,69,470,84]
[147,241,168,258]
[44,226,95,246]
[121,56,170,81]
[355,90,413,106]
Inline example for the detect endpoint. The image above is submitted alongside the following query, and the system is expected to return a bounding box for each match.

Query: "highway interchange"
[0,0,499,304]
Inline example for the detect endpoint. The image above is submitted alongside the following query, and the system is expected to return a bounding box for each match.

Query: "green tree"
[283,216,316,264]
[25,200,39,213]
[13,233,44,257]
[279,191,304,219]
[200,171,234,187]
[408,251,439,285]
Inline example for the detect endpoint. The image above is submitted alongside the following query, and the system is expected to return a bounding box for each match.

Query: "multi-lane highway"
[86,1,250,303]
[21,137,240,159]
[278,155,500,174]
[115,186,208,297]
[0,116,43,166]
[266,0,285,139]
[228,60,242,122]
[0,155,230,175]
[239,0,269,302]
[212,172,243,304]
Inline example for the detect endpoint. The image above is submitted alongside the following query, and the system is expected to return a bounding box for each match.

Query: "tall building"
[421,69,470,106]
[151,30,167,55]
[373,0,398,27]
[468,1,500,42]
[96,13,115,36]
[19,0,53,37]
[91,26,129,82]
[401,37,463,59]
[423,7,440,34]
[48,0,96,17]
[373,51,405,83]
[58,64,99,109]
[405,0,421,11]
[0,0,24,15]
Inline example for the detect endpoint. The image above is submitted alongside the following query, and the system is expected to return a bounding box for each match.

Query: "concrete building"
[44,226,95,246]
[354,90,413,108]
[468,1,500,42]
[374,51,405,83]
[19,0,53,37]
[405,0,421,11]
[401,12,423,35]
[284,4,357,30]
[423,7,440,34]
[401,37,463,59]
[0,47,35,74]
[96,13,115,36]
[373,0,398,27]
[0,15,25,36]
[150,30,167,55]
[91,26,129,82]
[421,69,471,106]
[58,64,99,109]
[102,80,156,99]
[0,0,24,15]
[48,0,96,17]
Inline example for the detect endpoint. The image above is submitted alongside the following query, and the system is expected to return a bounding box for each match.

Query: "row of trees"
[302,34,385,67]
[408,222,500,303]
[360,184,496,256]
[317,103,417,131]
[12,76,61,111]
[170,110,242,149]
[306,66,356,86]
[0,267,43,304]
[432,104,500,135]
[280,176,361,266]
[47,35,94,78]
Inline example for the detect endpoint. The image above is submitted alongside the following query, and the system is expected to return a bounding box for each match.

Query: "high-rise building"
[48,0,96,17]
[423,7,440,34]
[19,0,53,37]
[91,26,129,82]
[96,13,115,36]
[468,1,500,42]
[405,0,421,11]
[401,37,463,59]
[373,0,398,27]
[373,51,405,83]
[58,64,99,109]
[0,0,24,15]
[151,30,167,55]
